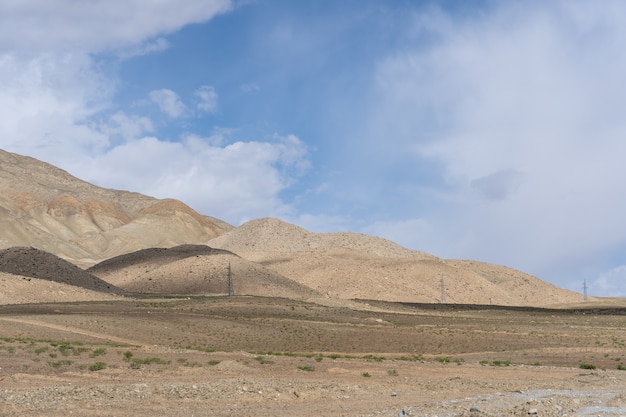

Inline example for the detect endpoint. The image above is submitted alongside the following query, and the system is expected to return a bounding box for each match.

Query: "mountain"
[0,149,231,266]
[0,149,586,306]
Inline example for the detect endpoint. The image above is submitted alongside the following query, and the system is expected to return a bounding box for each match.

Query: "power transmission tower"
[440,275,446,304]
[582,280,588,301]
[226,261,233,296]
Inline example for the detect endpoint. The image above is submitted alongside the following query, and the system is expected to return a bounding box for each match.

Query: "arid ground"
[2,296,626,416]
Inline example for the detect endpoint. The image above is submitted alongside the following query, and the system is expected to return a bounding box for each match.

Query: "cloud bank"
[363,1,626,293]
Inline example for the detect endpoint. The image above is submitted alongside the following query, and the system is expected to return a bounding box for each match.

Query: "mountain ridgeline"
[0,149,585,306]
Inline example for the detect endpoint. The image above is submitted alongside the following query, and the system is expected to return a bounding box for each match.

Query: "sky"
[1,0,626,297]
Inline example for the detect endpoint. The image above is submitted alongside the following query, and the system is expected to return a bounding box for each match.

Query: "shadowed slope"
[88,245,321,299]
[0,247,125,295]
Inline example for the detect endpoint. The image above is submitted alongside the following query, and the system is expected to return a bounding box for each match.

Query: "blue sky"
[2,0,626,297]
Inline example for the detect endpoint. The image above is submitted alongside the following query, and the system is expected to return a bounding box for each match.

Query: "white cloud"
[148,89,187,118]
[365,1,626,294]
[0,0,232,54]
[240,82,260,93]
[0,0,232,161]
[74,134,310,224]
[195,85,218,113]
[98,112,154,142]
[0,53,111,160]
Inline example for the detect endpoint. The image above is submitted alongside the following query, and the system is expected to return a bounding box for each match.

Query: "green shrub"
[131,357,170,365]
[91,348,107,357]
[579,363,596,370]
[89,362,107,371]
[49,360,73,368]
[254,356,274,365]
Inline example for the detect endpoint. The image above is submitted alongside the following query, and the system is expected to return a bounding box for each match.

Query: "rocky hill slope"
[0,149,231,266]
[208,218,585,306]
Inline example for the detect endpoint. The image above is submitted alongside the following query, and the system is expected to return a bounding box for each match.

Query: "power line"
[227,261,233,296]
[440,275,445,304]
[582,280,588,301]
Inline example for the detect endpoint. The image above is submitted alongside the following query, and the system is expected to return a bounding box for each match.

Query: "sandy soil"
[1,297,626,416]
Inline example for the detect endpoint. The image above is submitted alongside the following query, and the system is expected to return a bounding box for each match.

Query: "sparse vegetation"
[580,363,596,370]
[297,365,315,372]
[49,360,73,368]
[89,362,107,371]
[131,357,170,365]
[255,355,274,365]
[90,348,106,357]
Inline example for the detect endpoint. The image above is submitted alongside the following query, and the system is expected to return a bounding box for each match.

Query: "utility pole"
[227,261,233,296]
[582,280,588,301]
[440,275,446,304]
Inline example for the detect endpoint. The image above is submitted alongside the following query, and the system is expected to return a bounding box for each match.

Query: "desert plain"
[2,296,626,416]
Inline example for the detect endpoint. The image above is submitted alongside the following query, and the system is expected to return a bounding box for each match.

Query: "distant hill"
[208,218,586,306]
[88,244,321,299]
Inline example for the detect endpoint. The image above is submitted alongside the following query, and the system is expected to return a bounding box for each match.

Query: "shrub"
[131,357,170,365]
[49,360,73,368]
[90,348,106,357]
[579,363,596,370]
[89,362,107,371]
[254,356,273,365]
[297,365,315,372]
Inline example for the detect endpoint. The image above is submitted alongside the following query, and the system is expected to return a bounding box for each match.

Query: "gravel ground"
[2,358,625,417]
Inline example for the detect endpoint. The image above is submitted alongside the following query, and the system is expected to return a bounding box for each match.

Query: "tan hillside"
[88,244,321,299]
[208,217,435,259]
[209,218,586,306]
[0,149,232,265]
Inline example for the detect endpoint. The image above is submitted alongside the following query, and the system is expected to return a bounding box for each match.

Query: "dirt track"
[1,297,626,416]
